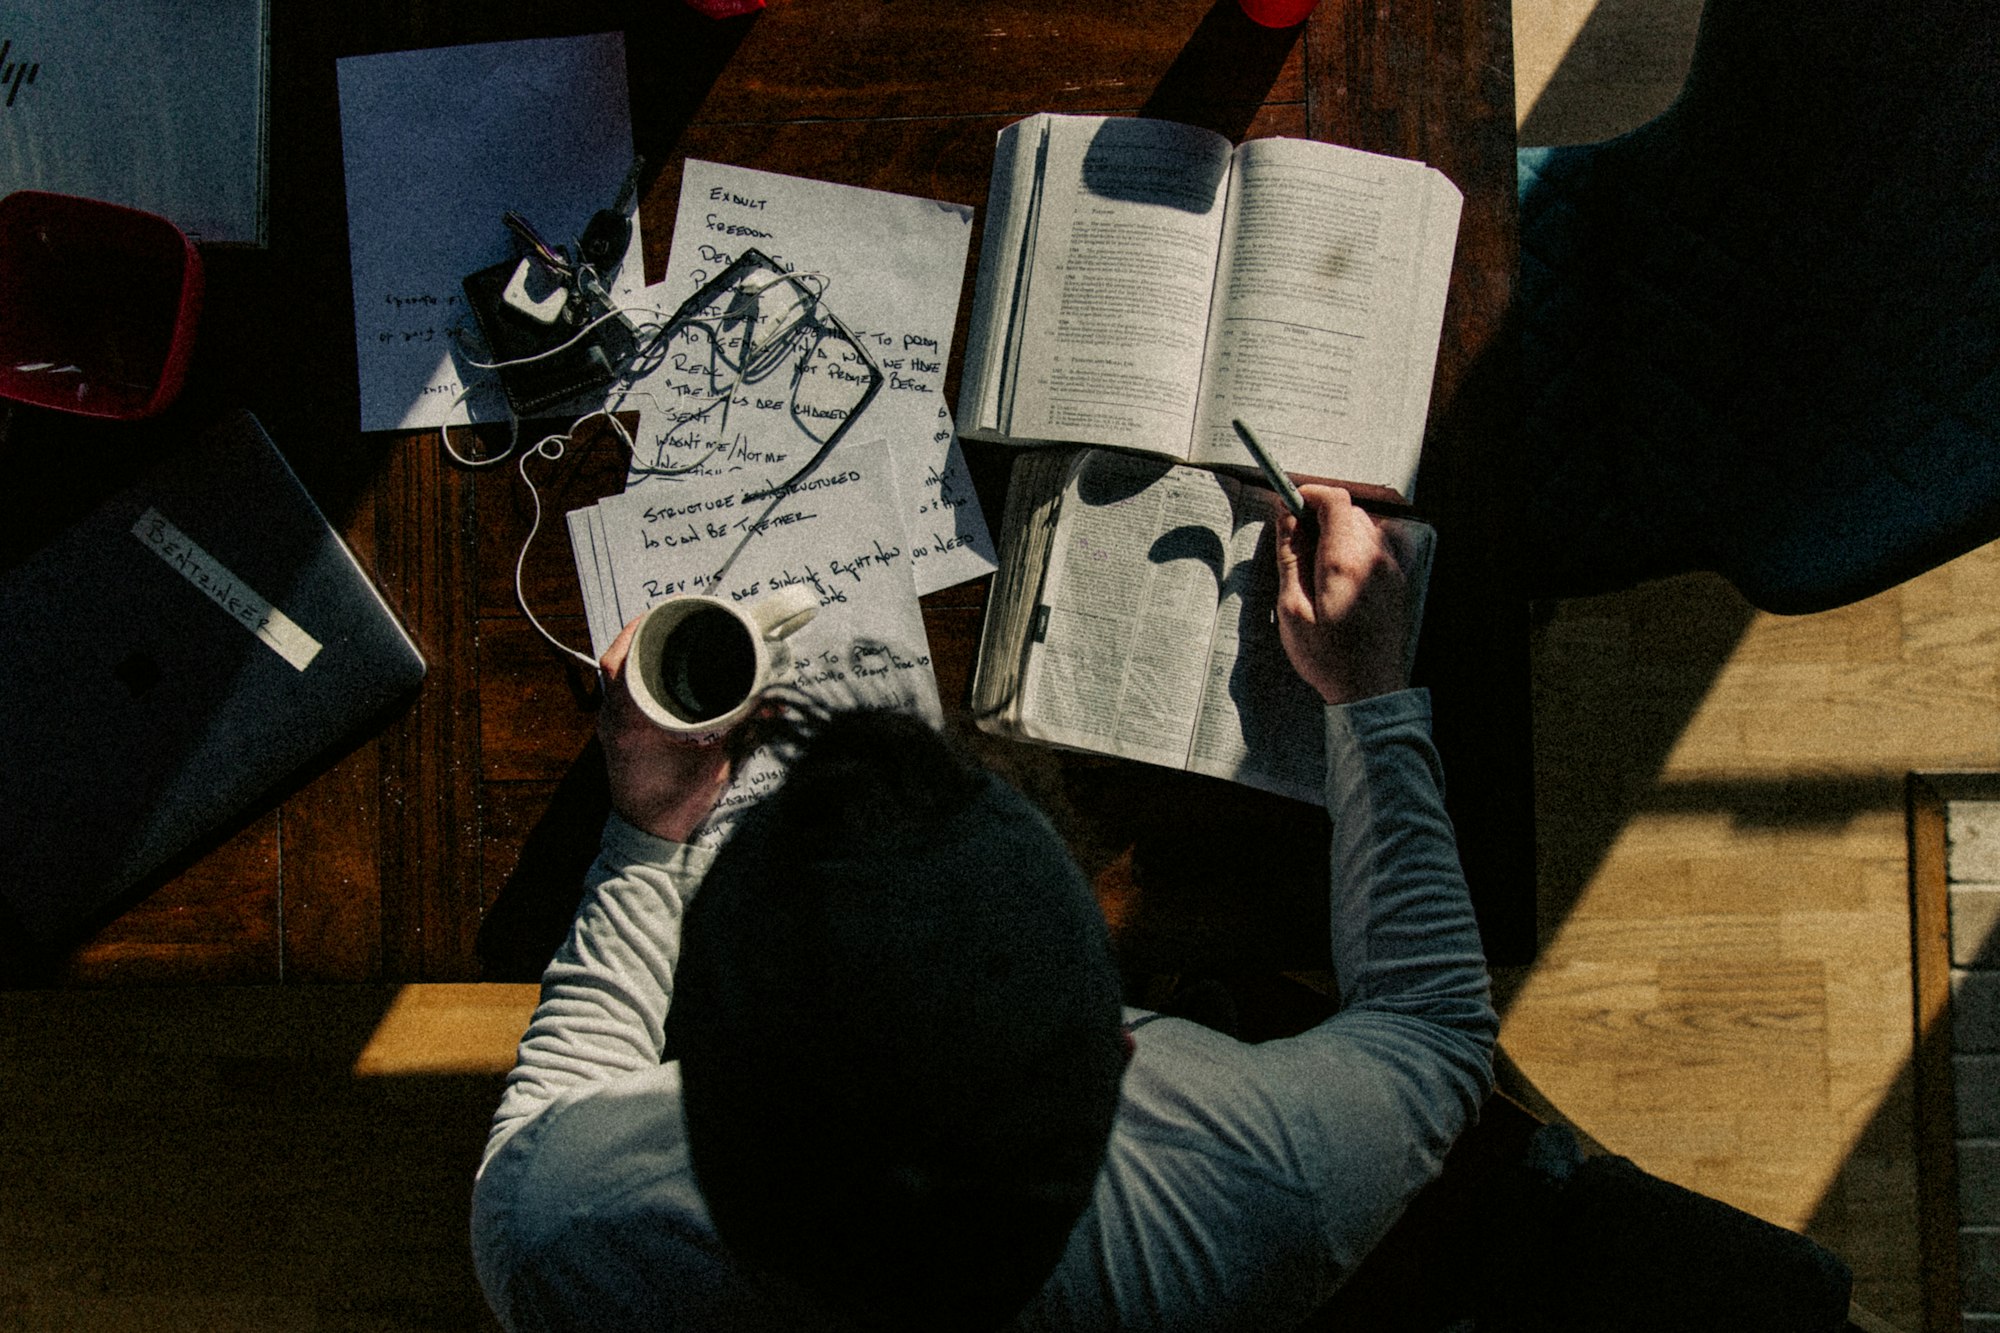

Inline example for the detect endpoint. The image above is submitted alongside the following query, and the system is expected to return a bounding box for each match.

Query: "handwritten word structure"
[639,160,996,596]
[589,434,943,845]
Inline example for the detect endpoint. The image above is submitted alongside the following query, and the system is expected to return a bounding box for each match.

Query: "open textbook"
[971,447,1432,803]
[958,114,1461,505]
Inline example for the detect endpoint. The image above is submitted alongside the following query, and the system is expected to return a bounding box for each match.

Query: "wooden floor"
[0,985,527,1331]
[1500,2,1992,1327]
[1,3,1971,1330]
[1502,570,1985,1330]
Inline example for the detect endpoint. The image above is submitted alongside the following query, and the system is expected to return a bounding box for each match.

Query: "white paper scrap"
[592,435,942,846]
[633,161,996,595]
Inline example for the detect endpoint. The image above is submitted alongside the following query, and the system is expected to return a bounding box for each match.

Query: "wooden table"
[1,0,1530,986]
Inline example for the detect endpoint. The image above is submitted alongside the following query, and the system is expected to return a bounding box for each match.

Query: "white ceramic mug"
[624,585,818,738]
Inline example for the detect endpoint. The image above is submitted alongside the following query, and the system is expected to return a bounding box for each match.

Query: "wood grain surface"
[1,0,1527,986]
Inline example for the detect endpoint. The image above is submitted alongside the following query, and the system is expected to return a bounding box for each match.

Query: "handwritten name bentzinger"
[137,514,274,637]
[130,508,323,672]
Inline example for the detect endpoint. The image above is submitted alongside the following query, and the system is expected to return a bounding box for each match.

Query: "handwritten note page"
[336,32,644,433]
[589,434,944,846]
[627,160,996,596]
[566,504,620,658]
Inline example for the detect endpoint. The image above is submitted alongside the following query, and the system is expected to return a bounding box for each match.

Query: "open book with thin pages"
[958,113,1461,507]
[972,447,1433,803]
[0,411,424,946]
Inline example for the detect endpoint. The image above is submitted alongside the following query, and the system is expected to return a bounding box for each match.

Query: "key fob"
[579,208,631,272]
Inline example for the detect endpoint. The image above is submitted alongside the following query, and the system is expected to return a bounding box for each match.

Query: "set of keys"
[497,156,647,328]
[461,156,649,417]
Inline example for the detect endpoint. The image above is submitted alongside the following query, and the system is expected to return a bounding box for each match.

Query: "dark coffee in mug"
[625,587,815,737]
[657,603,758,722]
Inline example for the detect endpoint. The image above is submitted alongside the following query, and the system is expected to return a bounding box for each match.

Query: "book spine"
[995,116,1051,434]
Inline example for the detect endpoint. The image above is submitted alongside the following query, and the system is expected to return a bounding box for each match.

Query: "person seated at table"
[469,485,1497,1331]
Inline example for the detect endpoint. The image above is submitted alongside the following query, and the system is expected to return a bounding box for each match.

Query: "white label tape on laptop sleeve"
[132,508,323,672]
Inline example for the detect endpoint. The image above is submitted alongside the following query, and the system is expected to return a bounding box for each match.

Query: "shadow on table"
[477,744,612,981]
[0,985,506,1331]
[1139,0,1306,139]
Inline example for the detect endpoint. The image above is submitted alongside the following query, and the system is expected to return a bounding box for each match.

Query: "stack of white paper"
[337,43,996,843]
[568,159,997,644]
[561,164,1001,844]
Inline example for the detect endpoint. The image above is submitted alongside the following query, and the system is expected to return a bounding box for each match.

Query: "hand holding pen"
[1239,419,1411,704]
[1232,418,1316,542]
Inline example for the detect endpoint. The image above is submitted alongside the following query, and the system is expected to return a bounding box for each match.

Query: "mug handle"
[750,583,818,641]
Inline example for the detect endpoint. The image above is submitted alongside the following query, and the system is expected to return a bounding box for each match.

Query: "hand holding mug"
[599,586,817,842]
[624,586,818,737]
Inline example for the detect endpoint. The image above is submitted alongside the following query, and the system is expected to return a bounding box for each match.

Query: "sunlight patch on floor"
[1512,0,1602,122]
[351,983,539,1076]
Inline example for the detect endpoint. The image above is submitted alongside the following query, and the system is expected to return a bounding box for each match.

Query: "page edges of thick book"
[1392,171,1465,503]
[960,114,1048,438]
[970,446,1073,724]
[984,114,1057,439]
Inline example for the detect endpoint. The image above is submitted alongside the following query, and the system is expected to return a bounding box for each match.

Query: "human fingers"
[1273,492,1312,621]
[1305,489,1384,612]
[600,612,645,681]
[1299,485,1361,548]
[598,613,654,742]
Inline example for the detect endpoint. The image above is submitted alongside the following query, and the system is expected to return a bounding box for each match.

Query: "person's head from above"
[596,486,1408,1328]
[673,703,1130,1332]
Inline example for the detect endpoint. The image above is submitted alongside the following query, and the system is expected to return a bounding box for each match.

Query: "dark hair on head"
[726,694,988,852]
[676,703,1128,1332]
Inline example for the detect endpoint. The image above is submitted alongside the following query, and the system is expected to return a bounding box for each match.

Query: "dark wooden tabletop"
[2,0,1530,986]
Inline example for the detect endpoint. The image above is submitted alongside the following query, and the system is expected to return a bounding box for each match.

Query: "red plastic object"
[0,190,204,421]
[1238,0,1320,25]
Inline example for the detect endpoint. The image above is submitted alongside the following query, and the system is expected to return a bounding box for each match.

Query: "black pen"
[1231,418,1315,537]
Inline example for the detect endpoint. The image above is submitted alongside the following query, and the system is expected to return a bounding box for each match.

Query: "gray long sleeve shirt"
[471,688,1496,1331]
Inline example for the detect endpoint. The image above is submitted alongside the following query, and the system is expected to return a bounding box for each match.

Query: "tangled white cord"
[437,294,674,464]
[510,409,637,671]
[443,261,849,669]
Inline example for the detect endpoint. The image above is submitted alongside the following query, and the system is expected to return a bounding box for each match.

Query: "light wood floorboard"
[1503,4,1977,1326]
